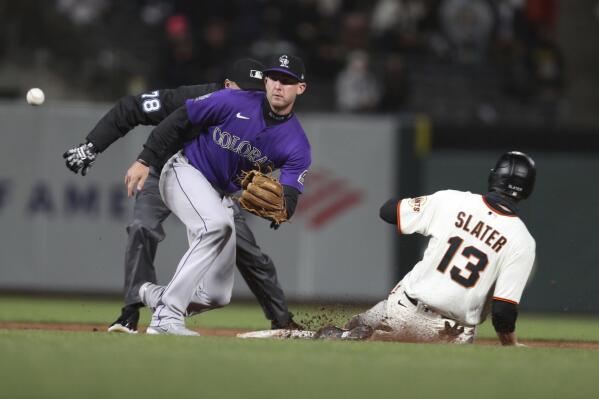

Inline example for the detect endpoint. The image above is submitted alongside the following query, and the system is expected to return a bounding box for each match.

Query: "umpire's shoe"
[107,303,142,334]
[272,317,304,330]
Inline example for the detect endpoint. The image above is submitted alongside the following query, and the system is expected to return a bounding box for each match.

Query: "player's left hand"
[125,160,150,197]
[62,142,97,176]
[238,170,288,225]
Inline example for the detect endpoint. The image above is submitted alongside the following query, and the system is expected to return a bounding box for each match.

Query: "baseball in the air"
[26,88,45,106]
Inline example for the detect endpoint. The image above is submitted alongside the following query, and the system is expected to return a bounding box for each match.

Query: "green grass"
[0,296,271,329]
[0,296,359,331]
[1,296,599,399]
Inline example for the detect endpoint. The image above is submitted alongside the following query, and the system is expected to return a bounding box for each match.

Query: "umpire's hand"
[63,142,97,176]
[125,160,150,197]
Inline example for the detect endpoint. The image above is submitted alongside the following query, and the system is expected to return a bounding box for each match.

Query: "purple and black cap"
[228,58,265,91]
[263,54,306,83]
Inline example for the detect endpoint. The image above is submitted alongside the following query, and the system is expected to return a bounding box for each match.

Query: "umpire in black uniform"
[63,59,301,333]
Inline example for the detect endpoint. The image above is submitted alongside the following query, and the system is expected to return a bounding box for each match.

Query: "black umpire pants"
[123,167,292,327]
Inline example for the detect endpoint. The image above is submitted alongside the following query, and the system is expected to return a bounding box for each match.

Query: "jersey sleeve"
[185,89,233,128]
[137,106,194,167]
[493,238,536,304]
[166,83,221,114]
[397,191,444,236]
[278,144,311,193]
[86,84,219,152]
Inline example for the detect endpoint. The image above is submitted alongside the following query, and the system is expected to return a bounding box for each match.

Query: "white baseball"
[26,88,45,106]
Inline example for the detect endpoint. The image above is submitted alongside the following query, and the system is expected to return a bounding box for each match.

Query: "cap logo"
[249,70,263,79]
[279,55,290,68]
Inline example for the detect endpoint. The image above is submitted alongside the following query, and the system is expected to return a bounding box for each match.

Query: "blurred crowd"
[0,0,565,122]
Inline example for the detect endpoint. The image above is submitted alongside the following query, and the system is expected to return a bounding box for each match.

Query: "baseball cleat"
[314,325,374,340]
[345,325,374,340]
[107,304,141,334]
[314,325,344,339]
[146,324,200,336]
[343,315,362,330]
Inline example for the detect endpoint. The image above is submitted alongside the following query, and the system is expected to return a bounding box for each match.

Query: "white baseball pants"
[355,282,476,344]
[149,151,236,328]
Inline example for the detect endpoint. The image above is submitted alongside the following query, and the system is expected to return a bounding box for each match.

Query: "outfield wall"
[1,101,598,313]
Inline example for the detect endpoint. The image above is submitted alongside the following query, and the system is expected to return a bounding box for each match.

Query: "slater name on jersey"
[455,211,507,253]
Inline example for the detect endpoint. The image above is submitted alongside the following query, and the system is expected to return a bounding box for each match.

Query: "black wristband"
[85,141,97,152]
[136,158,149,167]
[492,299,518,333]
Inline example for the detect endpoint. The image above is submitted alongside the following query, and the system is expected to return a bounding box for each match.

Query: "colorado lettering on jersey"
[212,127,270,165]
[455,211,507,253]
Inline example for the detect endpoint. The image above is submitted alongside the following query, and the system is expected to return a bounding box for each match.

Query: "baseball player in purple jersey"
[63,59,303,333]
[125,54,311,335]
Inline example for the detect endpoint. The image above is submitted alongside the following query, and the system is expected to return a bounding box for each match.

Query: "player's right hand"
[125,160,150,197]
[63,142,97,176]
[439,320,465,340]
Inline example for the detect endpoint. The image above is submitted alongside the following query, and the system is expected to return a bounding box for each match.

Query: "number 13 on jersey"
[437,236,489,288]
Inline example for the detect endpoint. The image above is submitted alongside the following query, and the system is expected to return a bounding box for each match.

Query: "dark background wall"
[557,0,599,125]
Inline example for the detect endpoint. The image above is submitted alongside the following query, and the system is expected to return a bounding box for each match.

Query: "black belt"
[404,293,418,306]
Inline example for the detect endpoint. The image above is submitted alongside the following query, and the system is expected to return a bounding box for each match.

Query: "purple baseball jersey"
[183,89,311,193]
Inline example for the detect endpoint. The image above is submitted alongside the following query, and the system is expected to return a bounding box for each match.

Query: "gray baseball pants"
[123,156,293,326]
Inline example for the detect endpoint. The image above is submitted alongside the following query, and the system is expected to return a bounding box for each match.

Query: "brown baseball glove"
[239,170,288,225]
